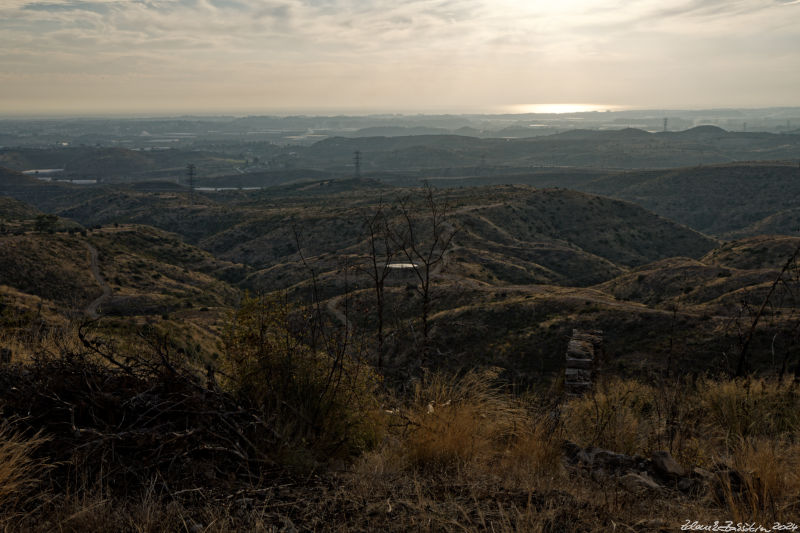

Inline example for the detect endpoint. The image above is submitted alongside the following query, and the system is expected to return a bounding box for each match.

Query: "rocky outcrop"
[561,441,762,504]
[562,442,704,494]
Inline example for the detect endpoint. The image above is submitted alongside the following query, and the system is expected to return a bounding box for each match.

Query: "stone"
[567,339,594,358]
[576,447,595,465]
[564,329,602,397]
[692,466,714,480]
[713,467,756,501]
[565,368,592,382]
[565,442,704,495]
[651,450,686,477]
[565,356,593,370]
[592,449,641,474]
[620,472,662,492]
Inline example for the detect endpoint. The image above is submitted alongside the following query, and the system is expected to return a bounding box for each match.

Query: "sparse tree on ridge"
[389,184,459,365]
[358,201,397,369]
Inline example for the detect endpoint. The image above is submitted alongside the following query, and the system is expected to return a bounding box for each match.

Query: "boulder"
[563,441,704,496]
[651,451,685,477]
[621,473,662,492]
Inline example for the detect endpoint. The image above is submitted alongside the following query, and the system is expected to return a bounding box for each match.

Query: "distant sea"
[501,104,630,114]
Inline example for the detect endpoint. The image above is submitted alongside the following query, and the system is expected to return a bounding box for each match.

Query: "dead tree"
[389,184,459,360]
[358,202,396,369]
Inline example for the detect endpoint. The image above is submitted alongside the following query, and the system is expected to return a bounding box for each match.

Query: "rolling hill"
[580,162,800,237]
[41,183,717,293]
[4,174,799,380]
[295,128,800,171]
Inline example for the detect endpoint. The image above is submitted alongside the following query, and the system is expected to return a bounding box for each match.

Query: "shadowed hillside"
[581,162,800,237]
[41,184,717,294]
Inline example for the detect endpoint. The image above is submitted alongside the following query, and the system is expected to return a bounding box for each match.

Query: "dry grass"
[3,333,800,531]
[399,370,528,470]
[715,437,800,523]
[561,378,663,455]
[698,377,800,443]
[363,370,564,484]
[558,376,800,525]
[0,423,48,527]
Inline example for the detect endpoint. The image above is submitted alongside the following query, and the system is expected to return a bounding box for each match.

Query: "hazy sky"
[2,0,799,115]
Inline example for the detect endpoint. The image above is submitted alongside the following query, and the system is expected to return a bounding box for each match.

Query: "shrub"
[561,378,660,455]
[697,377,800,445]
[393,370,562,478]
[397,370,523,469]
[220,293,384,463]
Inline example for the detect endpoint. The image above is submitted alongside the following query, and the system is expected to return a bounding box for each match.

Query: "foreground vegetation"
[1,294,798,531]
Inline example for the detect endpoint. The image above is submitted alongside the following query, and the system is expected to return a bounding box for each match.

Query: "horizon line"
[2,104,800,121]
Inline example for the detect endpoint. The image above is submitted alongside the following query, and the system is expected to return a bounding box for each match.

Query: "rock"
[621,472,662,493]
[692,466,714,479]
[592,449,642,474]
[651,451,685,477]
[564,442,703,495]
[576,447,596,466]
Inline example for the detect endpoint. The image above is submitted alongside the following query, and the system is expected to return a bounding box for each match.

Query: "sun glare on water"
[507,103,625,114]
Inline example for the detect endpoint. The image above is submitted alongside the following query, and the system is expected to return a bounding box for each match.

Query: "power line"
[353,150,361,178]
[186,163,196,205]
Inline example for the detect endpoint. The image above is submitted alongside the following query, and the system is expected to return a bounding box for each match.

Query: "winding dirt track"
[326,293,353,331]
[85,242,112,318]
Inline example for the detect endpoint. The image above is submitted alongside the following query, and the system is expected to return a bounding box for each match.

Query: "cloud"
[0,0,798,113]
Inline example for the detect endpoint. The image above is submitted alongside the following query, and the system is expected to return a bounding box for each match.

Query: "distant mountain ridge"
[294,128,800,171]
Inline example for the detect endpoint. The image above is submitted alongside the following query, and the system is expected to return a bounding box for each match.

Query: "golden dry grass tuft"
[399,370,528,470]
[715,437,800,523]
[355,368,565,500]
[561,378,662,455]
[698,377,800,443]
[0,423,48,526]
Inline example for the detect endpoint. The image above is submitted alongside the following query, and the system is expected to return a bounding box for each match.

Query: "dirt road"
[85,242,112,318]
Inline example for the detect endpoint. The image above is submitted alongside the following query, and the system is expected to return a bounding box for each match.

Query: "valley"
[2,121,800,531]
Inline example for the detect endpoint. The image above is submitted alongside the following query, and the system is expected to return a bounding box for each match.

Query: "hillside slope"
[580,162,800,237]
[15,182,717,292]
[297,128,800,170]
[0,224,241,315]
